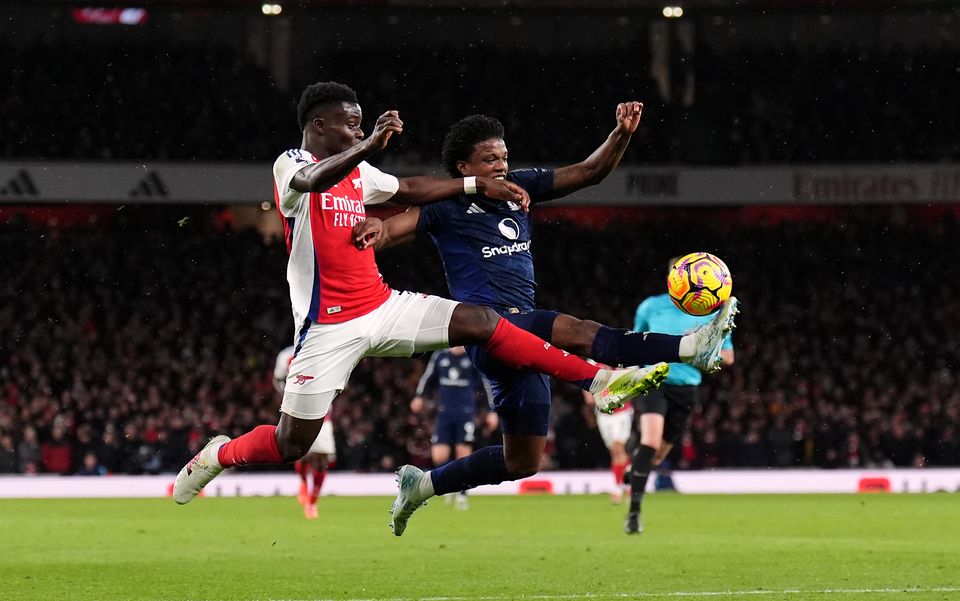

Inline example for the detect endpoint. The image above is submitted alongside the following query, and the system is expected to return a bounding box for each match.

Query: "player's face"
[319,102,365,153]
[458,138,508,179]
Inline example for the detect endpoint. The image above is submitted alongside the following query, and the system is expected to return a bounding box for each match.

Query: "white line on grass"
[218,586,960,601]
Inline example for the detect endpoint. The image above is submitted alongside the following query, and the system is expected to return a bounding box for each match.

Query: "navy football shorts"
[432,412,476,445]
[467,309,559,437]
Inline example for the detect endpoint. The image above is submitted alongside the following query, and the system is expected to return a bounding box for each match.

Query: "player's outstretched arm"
[551,101,643,199]
[376,208,420,250]
[292,110,403,194]
[392,176,530,208]
[351,208,421,251]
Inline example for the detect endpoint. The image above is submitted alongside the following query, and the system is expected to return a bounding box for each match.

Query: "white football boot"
[685,297,739,373]
[389,464,431,536]
[591,363,670,415]
[173,435,230,505]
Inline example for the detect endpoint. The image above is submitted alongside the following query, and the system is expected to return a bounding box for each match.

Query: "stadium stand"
[2,205,957,473]
[2,40,958,164]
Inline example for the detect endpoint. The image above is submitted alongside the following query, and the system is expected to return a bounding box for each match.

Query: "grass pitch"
[2,493,958,601]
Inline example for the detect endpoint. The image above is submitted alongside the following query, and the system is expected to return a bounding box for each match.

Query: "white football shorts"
[281,290,459,419]
[597,407,634,448]
[307,418,336,455]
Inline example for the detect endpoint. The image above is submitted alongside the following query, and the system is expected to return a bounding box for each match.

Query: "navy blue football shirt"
[417,168,555,312]
[415,349,493,415]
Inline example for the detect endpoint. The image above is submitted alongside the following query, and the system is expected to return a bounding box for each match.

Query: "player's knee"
[504,454,540,480]
[640,436,663,449]
[479,307,503,342]
[574,319,603,353]
[274,431,312,462]
[452,304,500,344]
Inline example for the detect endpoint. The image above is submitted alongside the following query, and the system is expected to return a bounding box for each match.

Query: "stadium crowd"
[2,40,958,165]
[1,206,957,475]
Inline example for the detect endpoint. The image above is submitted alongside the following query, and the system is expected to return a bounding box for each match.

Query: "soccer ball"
[667,252,732,316]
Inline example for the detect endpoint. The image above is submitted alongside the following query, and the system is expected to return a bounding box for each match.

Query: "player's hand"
[352,218,383,250]
[363,110,403,152]
[478,177,531,212]
[615,101,643,134]
[410,396,424,414]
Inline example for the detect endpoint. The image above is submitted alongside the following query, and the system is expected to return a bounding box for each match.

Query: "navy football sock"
[591,326,681,367]
[430,445,510,496]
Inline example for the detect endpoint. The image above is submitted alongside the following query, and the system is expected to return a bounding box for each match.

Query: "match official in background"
[626,258,735,535]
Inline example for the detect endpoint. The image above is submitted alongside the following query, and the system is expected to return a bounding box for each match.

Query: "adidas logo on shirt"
[466,203,485,214]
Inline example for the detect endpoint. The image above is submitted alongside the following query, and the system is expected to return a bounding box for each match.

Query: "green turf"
[1,493,958,601]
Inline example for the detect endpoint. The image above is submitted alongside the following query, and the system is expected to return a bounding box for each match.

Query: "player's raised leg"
[551,297,739,374]
[681,297,739,373]
[447,304,667,412]
[389,301,669,535]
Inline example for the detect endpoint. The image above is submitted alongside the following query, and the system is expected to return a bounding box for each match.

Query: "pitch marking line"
[200,587,960,601]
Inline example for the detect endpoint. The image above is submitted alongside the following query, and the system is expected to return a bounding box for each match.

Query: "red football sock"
[309,467,326,504]
[613,461,629,486]
[217,425,283,468]
[294,460,307,481]
[484,319,600,390]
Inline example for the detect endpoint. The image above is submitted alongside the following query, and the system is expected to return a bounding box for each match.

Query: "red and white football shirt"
[273,149,399,326]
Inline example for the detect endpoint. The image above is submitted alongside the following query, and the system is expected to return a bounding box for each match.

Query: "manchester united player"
[172,83,669,536]
[356,110,738,533]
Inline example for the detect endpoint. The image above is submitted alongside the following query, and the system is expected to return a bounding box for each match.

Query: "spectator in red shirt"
[41,425,73,474]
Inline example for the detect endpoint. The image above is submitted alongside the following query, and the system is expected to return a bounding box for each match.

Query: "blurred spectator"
[41,425,73,474]
[17,427,41,474]
[97,426,124,474]
[0,433,18,473]
[76,451,107,476]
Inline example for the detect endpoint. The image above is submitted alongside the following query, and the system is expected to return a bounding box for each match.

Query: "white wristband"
[463,176,477,195]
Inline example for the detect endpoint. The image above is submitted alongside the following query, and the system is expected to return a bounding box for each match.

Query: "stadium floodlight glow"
[262,4,282,15]
[271,4,282,15]
[663,6,684,18]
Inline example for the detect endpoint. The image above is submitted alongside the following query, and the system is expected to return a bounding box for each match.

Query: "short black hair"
[441,115,505,177]
[297,82,358,129]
